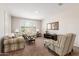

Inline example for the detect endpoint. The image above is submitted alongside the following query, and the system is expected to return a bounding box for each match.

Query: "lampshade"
[36,29,39,32]
[11,33,15,37]
[15,29,19,33]
[7,33,15,37]
[33,25,36,27]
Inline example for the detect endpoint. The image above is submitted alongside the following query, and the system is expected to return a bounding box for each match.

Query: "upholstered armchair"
[44,33,76,56]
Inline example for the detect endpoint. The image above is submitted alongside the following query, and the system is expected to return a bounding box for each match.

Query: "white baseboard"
[74,43,79,47]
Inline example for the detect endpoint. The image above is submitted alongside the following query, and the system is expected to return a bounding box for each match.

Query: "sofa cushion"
[4,39,14,44]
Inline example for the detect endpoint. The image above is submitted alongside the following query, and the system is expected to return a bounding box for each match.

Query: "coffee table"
[26,35,36,44]
[28,39,35,44]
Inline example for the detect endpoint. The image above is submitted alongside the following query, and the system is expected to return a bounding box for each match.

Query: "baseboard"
[74,43,79,47]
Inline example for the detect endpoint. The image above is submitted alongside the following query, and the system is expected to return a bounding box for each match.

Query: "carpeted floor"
[3,37,79,56]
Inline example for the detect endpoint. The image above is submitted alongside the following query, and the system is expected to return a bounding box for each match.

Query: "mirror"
[47,23,52,30]
[47,22,59,30]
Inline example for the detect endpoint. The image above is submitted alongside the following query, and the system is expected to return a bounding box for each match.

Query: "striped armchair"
[44,33,76,56]
[0,36,25,53]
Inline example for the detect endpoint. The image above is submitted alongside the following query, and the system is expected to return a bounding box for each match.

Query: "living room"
[0,3,79,56]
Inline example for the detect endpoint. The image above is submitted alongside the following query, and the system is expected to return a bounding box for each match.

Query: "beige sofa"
[44,33,76,56]
[0,36,25,53]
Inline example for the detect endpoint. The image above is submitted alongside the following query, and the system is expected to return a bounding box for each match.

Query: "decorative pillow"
[8,33,15,38]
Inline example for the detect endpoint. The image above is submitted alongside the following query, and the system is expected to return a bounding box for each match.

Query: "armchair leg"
[65,49,73,56]
[71,49,73,52]
[44,44,45,46]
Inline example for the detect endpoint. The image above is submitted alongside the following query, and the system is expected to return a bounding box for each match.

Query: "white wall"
[0,8,5,38]
[42,10,79,47]
[11,17,42,33]
[4,11,11,35]
[0,8,11,38]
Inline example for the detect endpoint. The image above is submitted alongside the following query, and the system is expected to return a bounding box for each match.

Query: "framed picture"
[51,22,59,30]
[47,22,59,30]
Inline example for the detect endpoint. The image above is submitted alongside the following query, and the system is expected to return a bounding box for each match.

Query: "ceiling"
[0,3,79,20]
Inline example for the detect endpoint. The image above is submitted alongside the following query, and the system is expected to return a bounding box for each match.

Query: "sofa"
[0,36,25,53]
[44,33,76,56]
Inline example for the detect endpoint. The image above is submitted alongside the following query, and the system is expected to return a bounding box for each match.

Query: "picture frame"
[47,22,59,30]
[51,22,59,30]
